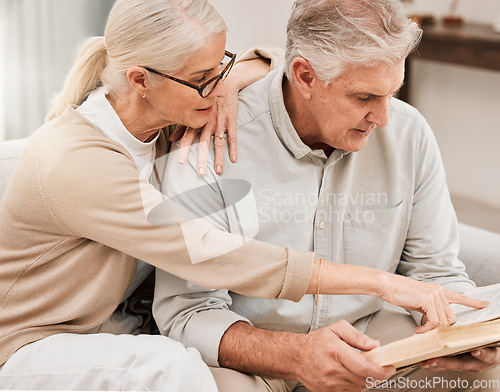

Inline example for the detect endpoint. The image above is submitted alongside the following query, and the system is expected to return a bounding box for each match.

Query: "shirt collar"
[268,68,348,163]
[77,87,159,156]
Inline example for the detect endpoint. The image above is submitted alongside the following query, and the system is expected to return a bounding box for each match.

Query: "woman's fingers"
[196,123,213,176]
[381,274,489,334]
[213,94,238,173]
[446,291,489,310]
[219,97,238,164]
[213,131,227,175]
[416,289,489,333]
[177,127,198,165]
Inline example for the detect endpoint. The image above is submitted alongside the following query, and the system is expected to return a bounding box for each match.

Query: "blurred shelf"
[399,21,500,103]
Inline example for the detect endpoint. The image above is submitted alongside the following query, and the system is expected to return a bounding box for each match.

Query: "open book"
[362,283,500,369]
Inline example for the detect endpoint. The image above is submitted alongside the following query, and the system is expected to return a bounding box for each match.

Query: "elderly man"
[153,0,500,391]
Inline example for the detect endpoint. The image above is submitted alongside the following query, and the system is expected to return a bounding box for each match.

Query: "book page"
[451,283,500,326]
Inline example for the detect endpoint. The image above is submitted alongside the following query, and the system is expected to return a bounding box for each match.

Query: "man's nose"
[366,96,391,128]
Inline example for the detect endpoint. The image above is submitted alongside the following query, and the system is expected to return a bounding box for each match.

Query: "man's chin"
[341,139,370,153]
[348,144,368,153]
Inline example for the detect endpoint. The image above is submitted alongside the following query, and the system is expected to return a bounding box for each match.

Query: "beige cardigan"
[0,107,313,366]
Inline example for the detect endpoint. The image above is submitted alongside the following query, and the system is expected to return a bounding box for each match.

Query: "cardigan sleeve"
[237,46,285,70]
[40,111,313,302]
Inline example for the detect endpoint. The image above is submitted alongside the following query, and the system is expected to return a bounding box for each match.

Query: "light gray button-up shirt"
[153,68,474,367]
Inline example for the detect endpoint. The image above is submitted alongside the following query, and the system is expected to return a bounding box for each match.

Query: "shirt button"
[318,221,326,229]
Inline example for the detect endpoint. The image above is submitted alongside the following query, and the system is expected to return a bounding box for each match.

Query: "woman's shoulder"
[27,106,135,168]
[15,107,148,226]
[21,107,140,199]
[34,107,128,150]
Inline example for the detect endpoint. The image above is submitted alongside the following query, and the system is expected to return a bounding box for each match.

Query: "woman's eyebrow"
[188,66,217,77]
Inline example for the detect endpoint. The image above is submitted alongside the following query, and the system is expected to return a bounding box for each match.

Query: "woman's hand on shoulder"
[170,57,272,176]
[170,90,238,176]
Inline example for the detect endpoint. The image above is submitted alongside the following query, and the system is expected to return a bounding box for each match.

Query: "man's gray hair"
[285,0,422,85]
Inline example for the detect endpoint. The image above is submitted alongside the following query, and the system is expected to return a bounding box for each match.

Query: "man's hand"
[420,347,500,373]
[296,321,396,392]
[219,320,395,392]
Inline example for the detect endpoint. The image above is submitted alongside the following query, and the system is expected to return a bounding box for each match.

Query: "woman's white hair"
[285,0,422,85]
[46,0,227,121]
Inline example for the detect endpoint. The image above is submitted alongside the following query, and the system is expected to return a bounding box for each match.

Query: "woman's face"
[147,33,227,130]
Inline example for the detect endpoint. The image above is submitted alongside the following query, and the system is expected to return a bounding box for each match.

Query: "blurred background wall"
[403,0,500,226]
[0,0,114,140]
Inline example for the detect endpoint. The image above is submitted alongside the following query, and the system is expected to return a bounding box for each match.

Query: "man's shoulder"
[389,98,424,121]
[384,98,432,139]
[237,70,279,129]
[367,98,436,159]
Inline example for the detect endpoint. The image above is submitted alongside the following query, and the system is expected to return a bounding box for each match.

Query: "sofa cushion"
[459,223,500,287]
[0,138,28,201]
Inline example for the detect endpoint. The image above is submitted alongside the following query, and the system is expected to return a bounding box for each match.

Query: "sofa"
[1,137,499,287]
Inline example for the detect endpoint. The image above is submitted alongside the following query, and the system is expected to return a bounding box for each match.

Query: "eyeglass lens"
[201,54,234,97]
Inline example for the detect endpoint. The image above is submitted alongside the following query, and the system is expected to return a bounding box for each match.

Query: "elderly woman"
[0,0,487,390]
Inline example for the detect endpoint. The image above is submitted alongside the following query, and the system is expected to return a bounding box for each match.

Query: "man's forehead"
[338,63,405,95]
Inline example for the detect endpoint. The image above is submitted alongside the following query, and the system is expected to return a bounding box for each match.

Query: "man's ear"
[126,67,149,98]
[290,58,317,100]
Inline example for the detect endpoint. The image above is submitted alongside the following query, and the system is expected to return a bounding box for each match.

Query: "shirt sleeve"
[397,115,475,325]
[154,269,250,366]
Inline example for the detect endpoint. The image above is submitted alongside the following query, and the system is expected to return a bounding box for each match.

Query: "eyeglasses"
[143,50,236,98]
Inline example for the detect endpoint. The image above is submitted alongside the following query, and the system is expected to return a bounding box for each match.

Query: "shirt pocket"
[342,201,408,272]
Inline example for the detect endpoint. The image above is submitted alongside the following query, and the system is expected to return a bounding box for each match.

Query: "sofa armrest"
[459,223,500,287]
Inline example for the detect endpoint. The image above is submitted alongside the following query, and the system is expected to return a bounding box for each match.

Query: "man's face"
[307,61,405,152]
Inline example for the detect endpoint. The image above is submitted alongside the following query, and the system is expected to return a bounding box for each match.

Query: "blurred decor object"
[443,0,464,26]
[408,14,436,26]
[401,0,435,27]
[494,10,500,34]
